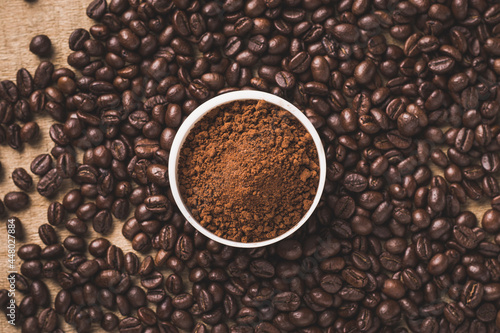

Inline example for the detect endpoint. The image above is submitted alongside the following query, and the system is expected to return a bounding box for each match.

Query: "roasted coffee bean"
[288,308,317,327]
[93,210,113,234]
[483,209,500,233]
[275,71,295,90]
[56,152,76,179]
[101,312,119,331]
[7,124,22,149]
[342,266,368,288]
[20,121,39,143]
[29,35,52,57]
[272,292,301,312]
[30,280,50,307]
[171,310,194,330]
[38,308,57,332]
[12,168,32,191]
[289,51,311,73]
[43,257,60,276]
[18,244,41,261]
[21,261,42,279]
[31,154,52,176]
[4,191,30,211]
[118,317,141,333]
[38,224,58,245]
[37,169,63,197]
[47,202,65,226]
[141,271,163,290]
[343,173,368,192]
[32,62,53,90]
[332,23,360,43]
[16,68,33,98]
[444,302,464,325]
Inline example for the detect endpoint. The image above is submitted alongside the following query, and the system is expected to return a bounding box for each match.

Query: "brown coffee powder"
[178,100,320,242]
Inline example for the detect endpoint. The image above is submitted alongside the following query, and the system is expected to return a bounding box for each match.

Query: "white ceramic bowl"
[168,90,327,248]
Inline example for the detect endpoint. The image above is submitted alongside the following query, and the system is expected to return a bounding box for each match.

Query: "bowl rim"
[168,90,327,248]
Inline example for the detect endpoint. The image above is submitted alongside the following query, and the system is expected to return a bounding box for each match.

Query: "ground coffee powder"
[178,100,320,242]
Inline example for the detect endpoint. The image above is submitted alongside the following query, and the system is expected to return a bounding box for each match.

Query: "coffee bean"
[289,51,311,73]
[93,210,113,234]
[56,152,76,179]
[272,292,300,312]
[18,244,41,261]
[332,23,360,43]
[171,310,194,330]
[77,260,99,278]
[38,224,58,245]
[288,308,317,327]
[37,169,63,197]
[342,266,368,288]
[30,154,52,176]
[20,121,39,143]
[4,191,30,211]
[101,312,119,331]
[444,302,464,325]
[16,68,34,98]
[19,295,36,317]
[69,29,90,51]
[29,35,52,57]
[118,317,142,333]
[87,0,107,20]
[20,261,42,280]
[453,225,479,249]
[343,173,368,192]
[38,308,58,332]
[29,280,50,308]
[12,168,32,191]
[275,71,295,90]
[7,123,22,150]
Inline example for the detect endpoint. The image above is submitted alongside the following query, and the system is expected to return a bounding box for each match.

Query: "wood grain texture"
[0,1,495,333]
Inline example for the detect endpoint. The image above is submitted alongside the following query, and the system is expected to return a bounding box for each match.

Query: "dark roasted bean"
[29,35,52,57]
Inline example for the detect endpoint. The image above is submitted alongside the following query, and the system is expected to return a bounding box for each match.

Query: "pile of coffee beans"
[1,0,500,332]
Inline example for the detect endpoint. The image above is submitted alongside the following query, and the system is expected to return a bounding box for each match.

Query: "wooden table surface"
[0,1,495,332]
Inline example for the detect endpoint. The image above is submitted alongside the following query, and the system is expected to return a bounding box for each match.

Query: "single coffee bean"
[93,210,113,234]
[38,308,58,332]
[7,124,22,150]
[275,71,296,90]
[69,28,90,51]
[272,292,301,312]
[288,307,317,327]
[118,317,142,333]
[30,280,50,307]
[16,68,33,98]
[12,168,33,191]
[29,35,52,57]
[483,209,500,233]
[171,310,194,330]
[31,154,52,176]
[56,152,76,179]
[18,244,41,260]
[38,224,58,245]
[20,121,39,143]
[37,168,63,197]
[4,191,30,211]
[47,201,65,226]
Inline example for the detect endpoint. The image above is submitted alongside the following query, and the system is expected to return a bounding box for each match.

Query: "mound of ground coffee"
[178,100,320,242]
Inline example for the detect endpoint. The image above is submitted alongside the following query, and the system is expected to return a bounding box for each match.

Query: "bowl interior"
[168,90,327,248]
